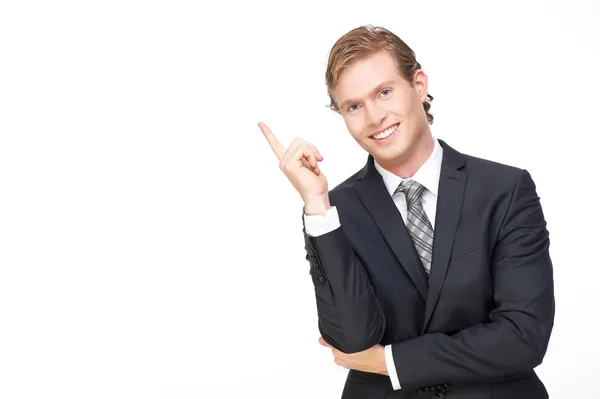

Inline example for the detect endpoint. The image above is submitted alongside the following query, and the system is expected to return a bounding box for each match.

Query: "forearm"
[304,207,386,354]
[390,305,554,389]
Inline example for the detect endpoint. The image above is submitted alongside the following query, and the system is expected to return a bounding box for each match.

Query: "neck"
[376,132,435,178]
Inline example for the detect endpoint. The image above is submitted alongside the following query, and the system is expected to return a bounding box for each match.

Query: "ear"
[413,69,429,103]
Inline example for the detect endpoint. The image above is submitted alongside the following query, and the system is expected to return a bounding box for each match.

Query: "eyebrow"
[338,80,396,111]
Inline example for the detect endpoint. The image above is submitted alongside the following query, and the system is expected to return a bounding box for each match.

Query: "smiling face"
[332,50,432,171]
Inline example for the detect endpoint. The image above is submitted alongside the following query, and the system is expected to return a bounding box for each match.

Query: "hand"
[318,336,388,375]
[258,122,330,214]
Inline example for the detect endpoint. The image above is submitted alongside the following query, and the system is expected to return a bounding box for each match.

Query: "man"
[258,25,554,399]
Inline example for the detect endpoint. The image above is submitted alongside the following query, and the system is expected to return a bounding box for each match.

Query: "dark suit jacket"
[303,139,555,399]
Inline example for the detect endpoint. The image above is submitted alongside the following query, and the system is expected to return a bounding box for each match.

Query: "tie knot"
[395,179,426,208]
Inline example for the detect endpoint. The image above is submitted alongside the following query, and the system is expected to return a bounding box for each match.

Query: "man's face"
[332,50,430,166]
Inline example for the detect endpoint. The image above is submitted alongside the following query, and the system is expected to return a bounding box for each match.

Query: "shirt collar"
[373,136,443,197]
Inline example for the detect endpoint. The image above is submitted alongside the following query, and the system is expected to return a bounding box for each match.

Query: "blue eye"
[348,104,359,112]
[380,89,391,96]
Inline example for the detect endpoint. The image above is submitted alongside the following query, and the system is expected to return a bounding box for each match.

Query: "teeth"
[372,124,399,140]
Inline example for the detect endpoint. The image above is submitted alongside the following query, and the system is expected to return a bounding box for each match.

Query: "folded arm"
[388,169,555,390]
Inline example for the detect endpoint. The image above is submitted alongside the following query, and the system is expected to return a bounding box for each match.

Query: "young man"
[259,25,554,399]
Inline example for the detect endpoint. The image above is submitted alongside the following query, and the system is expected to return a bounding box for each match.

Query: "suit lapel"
[354,156,429,302]
[421,140,467,333]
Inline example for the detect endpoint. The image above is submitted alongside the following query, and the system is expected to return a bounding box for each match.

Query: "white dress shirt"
[303,136,444,390]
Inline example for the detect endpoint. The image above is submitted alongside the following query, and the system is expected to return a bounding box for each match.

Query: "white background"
[1,1,598,398]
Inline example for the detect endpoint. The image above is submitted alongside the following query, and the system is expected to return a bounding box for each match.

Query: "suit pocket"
[450,244,486,260]
[450,227,487,259]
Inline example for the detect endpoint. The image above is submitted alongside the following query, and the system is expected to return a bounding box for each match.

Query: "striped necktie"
[395,179,434,275]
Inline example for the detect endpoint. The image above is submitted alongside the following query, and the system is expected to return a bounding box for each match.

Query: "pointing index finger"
[258,122,286,161]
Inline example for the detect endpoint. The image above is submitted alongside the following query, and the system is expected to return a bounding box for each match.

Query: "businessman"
[259,25,554,399]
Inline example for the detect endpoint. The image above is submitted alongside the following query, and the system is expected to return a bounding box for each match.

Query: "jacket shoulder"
[461,151,526,188]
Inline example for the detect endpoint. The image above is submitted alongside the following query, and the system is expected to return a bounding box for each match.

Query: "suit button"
[416,388,423,393]
[318,276,325,283]
[434,386,446,399]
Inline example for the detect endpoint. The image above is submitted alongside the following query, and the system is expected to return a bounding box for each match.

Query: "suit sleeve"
[389,169,555,389]
[303,207,386,354]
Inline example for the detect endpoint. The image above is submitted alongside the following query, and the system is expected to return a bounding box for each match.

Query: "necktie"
[394,179,434,276]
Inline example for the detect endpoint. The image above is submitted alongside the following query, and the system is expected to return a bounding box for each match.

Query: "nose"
[366,102,387,128]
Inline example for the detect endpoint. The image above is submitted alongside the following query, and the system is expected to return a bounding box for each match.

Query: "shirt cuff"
[385,344,401,390]
[303,206,341,237]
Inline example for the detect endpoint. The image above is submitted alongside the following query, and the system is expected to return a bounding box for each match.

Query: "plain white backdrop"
[1,0,598,398]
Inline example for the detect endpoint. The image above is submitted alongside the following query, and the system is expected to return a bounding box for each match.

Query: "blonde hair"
[325,25,434,124]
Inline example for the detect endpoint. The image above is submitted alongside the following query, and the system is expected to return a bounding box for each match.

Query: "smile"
[370,123,399,140]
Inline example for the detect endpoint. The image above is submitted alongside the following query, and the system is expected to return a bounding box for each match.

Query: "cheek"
[409,95,426,116]
[383,97,408,119]
[390,91,420,113]
[393,97,424,128]
[344,116,365,140]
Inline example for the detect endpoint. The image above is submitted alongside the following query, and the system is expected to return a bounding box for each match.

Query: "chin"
[380,141,416,164]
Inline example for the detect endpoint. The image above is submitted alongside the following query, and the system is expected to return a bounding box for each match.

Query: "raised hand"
[258,122,330,215]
